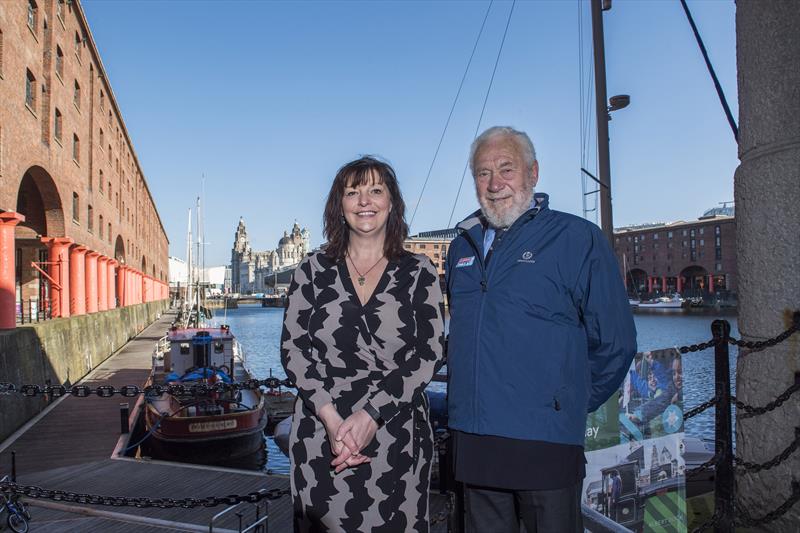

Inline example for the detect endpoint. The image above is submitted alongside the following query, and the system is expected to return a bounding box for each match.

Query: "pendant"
[358,276,366,286]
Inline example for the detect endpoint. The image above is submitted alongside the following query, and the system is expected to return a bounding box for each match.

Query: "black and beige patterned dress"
[281,251,445,532]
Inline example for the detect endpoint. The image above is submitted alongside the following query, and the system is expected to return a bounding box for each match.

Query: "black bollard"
[11,451,16,482]
[120,403,130,435]
[711,319,734,533]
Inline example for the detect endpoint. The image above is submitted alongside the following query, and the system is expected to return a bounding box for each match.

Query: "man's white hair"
[469,126,537,175]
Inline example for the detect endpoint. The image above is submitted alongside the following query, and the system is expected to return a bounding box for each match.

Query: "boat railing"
[208,498,268,533]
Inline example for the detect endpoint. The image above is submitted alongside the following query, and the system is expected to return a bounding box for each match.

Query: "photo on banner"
[582,348,687,532]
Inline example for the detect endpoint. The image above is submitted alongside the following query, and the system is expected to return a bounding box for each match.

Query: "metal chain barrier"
[0,378,297,398]
[732,382,800,418]
[683,395,719,421]
[685,453,720,478]
[0,480,289,509]
[734,429,800,473]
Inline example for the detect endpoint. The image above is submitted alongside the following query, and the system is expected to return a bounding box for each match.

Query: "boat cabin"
[164,326,235,377]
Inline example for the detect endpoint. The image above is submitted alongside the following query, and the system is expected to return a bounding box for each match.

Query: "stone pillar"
[85,251,100,313]
[707,275,715,294]
[0,212,25,329]
[68,245,88,316]
[647,277,653,293]
[117,265,127,307]
[41,237,73,318]
[97,257,108,311]
[661,276,667,293]
[107,259,117,309]
[735,2,800,528]
[677,276,683,294]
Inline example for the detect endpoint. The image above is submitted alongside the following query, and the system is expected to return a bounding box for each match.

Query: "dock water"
[0,311,448,531]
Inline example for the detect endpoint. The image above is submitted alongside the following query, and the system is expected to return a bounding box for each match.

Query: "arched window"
[72,192,79,222]
[25,69,36,109]
[54,108,62,142]
[99,215,104,239]
[28,1,38,33]
[74,31,81,58]
[73,80,81,109]
[72,133,80,162]
[55,46,64,79]
[87,205,93,232]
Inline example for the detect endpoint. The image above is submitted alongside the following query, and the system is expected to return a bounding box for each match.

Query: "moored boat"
[638,293,686,309]
[143,324,268,461]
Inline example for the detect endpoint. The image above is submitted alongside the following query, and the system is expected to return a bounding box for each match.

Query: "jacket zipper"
[459,229,487,432]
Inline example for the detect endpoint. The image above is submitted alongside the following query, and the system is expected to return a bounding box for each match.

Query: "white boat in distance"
[638,294,686,309]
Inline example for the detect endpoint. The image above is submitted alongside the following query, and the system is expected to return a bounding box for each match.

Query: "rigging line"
[679,0,738,142]
[409,0,495,231]
[447,0,517,228]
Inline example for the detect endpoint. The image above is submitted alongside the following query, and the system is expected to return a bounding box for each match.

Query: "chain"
[0,378,297,398]
[684,395,719,421]
[736,482,800,527]
[732,382,800,418]
[0,480,289,509]
[685,454,720,478]
[734,429,800,473]
[728,317,799,351]
[678,338,720,354]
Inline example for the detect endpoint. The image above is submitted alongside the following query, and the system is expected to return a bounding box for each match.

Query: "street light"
[608,94,630,114]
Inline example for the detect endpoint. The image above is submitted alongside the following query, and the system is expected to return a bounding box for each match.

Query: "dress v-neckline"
[337,259,393,309]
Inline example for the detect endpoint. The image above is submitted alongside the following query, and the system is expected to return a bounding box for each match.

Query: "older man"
[445,126,636,531]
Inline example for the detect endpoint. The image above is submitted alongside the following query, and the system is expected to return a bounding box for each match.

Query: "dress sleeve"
[364,257,446,424]
[280,257,334,417]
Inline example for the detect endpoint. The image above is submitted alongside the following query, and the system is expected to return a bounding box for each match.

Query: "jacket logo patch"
[456,256,475,268]
[518,250,536,264]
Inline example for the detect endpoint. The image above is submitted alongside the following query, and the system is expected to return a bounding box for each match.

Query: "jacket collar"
[455,193,550,241]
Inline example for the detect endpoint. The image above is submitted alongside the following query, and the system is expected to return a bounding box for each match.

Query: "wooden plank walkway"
[0,311,175,476]
[0,310,451,531]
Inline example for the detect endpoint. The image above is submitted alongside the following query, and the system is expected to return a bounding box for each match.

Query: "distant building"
[614,206,736,298]
[230,219,310,294]
[403,229,459,276]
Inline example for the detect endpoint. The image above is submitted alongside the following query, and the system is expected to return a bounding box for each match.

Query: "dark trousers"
[464,482,583,533]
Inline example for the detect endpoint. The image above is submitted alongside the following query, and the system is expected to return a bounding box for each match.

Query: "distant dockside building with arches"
[0,0,169,327]
[613,206,737,300]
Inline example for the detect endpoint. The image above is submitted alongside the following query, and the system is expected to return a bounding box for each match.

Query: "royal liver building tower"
[230,219,310,293]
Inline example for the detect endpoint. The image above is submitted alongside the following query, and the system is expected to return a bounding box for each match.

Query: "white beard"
[479,186,535,229]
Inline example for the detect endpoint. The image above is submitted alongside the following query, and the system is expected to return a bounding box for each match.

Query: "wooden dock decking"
[0,310,450,532]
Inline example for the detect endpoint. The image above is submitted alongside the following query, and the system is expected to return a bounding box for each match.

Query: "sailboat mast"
[591,0,614,243]
[186,208,193,308]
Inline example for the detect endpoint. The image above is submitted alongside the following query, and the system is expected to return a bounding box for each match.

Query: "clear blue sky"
[82,0,738,267]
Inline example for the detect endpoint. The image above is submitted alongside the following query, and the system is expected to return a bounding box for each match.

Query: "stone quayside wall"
[0,301,169,443]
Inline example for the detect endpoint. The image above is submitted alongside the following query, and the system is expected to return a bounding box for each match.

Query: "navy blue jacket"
[445,194,637,446]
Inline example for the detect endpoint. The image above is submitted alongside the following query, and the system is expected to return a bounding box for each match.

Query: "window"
[108,109,112,125]
[72,193,79,222]
[107,223,111,242]
[87,205,93,232]
[715,225,721,236]
[73,80,80,109]
[52,46,65,80]
[700,239,705,247]
[56,0,64,22]
[682,230,688,237]
[716,263,722,272]
[699,227,704,235]
[99,128,104,146]
[99,215,104,239]
[99,170,104,194]
[653,233,659,240]
[28,1,38,32]
[108,182,112,198]
[108,145,111,163]
[99,90,105,110]
[690,229,695,237]
[54,109,62,142]
[72,133,80,162]
[715,248,722,260]
[419,244,426,249]
[25,69,36,109]
[434,244,439,249]
[74,31,81,58]
[668,231,673,239]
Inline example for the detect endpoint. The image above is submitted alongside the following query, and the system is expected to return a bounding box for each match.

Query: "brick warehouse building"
[613,206,737,300]
[0,0,168,328]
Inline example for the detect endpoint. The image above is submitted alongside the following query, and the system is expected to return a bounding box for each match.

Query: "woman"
[281,156,445,532]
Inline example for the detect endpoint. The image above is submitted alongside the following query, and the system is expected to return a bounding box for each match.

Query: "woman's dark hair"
[323,156,408,261]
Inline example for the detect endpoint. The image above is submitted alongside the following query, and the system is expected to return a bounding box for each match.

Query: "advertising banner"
[582,348,687,532]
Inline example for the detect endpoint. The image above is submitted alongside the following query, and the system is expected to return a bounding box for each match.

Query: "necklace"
[347,252,384,286]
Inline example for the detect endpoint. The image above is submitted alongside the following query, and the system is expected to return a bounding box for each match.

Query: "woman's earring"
[340,215,347,225]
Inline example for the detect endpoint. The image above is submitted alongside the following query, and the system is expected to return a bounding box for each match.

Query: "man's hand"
[318,403,371,473]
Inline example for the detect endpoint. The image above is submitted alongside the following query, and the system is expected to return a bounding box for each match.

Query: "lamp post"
[591,0,629,244]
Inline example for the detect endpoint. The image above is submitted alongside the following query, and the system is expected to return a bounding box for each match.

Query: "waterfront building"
[0,0,169,328]
[403,229,458,277]
[613,206,736,299]
[230,218,310,294]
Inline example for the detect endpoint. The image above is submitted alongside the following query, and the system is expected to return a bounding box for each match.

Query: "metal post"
[712,319,734,532]
[119,403,130,435]
[591,0,614,244]
[11,451,16,482]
